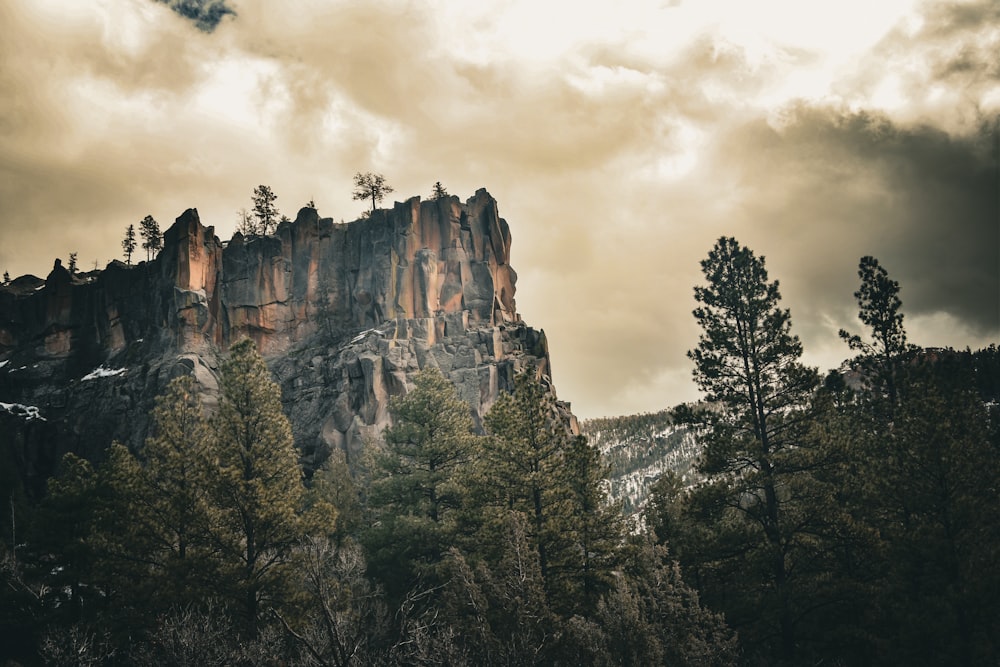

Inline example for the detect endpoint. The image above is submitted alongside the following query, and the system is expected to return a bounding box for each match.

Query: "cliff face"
[0,189,564,496]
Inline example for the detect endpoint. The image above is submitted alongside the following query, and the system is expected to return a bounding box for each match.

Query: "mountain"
[581,410,701,517]
[0,189,571,497]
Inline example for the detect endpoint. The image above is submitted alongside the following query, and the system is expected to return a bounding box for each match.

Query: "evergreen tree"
[479,369,570,593]
[306,449,361,544]
[678,236,822,662]
[252,185,279,235]
[833,263,1000,665]
[139,375,216,607]
[352,172,393,214]
[599,538,739,667]
[838,256,913,406]
[122,224,137,265]
[68,252,78,274]
[430,181,448,200]
[561,435,625,613]
[209,338,305,638]
[364,368,478,599]
[29,454,100,625]
[139,215,162,261]
[475,368,622,615]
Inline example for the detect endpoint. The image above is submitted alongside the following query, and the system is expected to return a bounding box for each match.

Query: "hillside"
[581,409,700,517]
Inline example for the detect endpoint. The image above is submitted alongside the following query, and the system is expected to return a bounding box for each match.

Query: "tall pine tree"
[364,368,478,600]
[209,338,305,638]
[678,236,822,662]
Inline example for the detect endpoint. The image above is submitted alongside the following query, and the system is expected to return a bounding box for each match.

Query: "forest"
[1,237,997,666]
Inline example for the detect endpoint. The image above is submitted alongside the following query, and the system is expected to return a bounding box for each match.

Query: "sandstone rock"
[0,190,570,496]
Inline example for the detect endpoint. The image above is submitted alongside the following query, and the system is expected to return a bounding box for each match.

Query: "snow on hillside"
[0,401,46,421]
[582,409,702,517]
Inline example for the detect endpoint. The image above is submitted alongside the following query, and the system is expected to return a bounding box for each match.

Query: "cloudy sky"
[1,0,997,418]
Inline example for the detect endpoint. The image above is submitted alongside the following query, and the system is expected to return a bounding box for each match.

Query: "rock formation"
[0,189,570,497]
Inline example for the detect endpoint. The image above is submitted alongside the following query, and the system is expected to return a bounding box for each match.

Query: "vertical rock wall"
[0,189,566,494]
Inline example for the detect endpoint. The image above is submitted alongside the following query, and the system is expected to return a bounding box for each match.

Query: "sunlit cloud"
[0,0,996,418]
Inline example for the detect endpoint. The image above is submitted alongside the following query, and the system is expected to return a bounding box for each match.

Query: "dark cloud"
[708,106,999,343]
[153,0,235,32]
[0,0,996,419]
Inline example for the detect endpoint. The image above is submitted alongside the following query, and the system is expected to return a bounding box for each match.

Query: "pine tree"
[352,172,393,214]
[122,224,137,265]
[430,181,448,200]
[138,375,217,607]
[474,368,611,615]
[30,454,100,624]
[68,252,78,274]
[833,264,1000,665]
[839,256,913,406]
[479,370,567,582]
[251,185,279,235]
[680,236,822,661]
[561,435,625,612]
[364,368,478,599]
[139,215,162,261]
[209,338,305,638]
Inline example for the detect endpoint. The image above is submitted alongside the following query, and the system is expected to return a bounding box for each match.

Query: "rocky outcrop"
[0,190,567,497]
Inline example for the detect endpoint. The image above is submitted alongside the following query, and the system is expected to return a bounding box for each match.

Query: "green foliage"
[252,184,279,235]
[430,181,448,200]
[139,214,162,261]
[838,255,913,406]
[303,449,357,542]
[31,455,103,615]
[609,537,739,667]
[473,369,625,616]
[352,172,393,214]
[823,257,999,663]
[674,237,843,662]
[477,370,573,600]
[15,355,738,664]
[122,223,137,264]
[210,338,306,637]
[364,368,477,599]
[137,375,218,608]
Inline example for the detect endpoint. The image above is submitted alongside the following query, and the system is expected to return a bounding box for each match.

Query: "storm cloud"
[0,0,996,417]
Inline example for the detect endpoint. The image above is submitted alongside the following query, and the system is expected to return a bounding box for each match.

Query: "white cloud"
[0,0,995,418]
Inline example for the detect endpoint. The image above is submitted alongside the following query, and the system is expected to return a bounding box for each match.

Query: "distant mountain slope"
[581,410,701,516]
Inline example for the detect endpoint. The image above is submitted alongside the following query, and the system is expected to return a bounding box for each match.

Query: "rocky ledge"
[0,189,570,497]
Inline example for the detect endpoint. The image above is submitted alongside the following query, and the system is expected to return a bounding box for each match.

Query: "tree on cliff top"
[352,172,393,214]
[139,215,162,261]
[122,224,137,265]
[431,181,448,200]
[252,185,279,235]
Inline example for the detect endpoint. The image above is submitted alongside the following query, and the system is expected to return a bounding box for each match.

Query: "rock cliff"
[0,189,569,497]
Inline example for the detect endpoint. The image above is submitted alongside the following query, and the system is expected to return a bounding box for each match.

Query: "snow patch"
[0,401,45,421]
[0,360,8,369]
[82,366,127,381]
[350,328,386,344]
